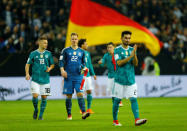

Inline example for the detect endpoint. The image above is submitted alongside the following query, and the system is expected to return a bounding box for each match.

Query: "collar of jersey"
[120,45,129,50]
[70,46,79,50]
[37,49,46,54]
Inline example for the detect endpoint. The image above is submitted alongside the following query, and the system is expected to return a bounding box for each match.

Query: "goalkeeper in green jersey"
[25,35,54,120]
[112,31,147,126]
[78,39,97,114]
[98,42,123,107]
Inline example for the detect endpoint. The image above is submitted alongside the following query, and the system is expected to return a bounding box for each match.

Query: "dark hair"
[71,32,78,37]
[78,39,86,47]
[38,35,47,41]
[121,31,132,37]
[107,42,114,47]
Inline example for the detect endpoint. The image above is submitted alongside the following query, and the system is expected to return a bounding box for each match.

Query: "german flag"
[66,0,163,56]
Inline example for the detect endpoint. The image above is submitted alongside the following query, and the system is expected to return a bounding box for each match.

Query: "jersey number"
[71,56,78,62]
[39,59,45,64]
[45,88,50,93]
[134,90,137,95]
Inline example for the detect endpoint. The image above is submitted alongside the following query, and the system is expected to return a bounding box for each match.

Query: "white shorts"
[107,78,115,96]
[30,81,51,96]
[83,76,94,91]
[113,82,137,99]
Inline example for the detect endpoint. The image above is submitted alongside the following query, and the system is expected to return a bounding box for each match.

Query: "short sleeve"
[49,52,54,65]
[27,52,34,64]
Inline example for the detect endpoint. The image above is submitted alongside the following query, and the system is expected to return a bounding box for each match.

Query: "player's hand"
[81,67,89,74]
[46,67,51,72]
[93,75,97,80]
[133,44,137,52]
[61,70,67,78]
[98,60,102,64]
[25,74,30,80]
[130,50,135,58]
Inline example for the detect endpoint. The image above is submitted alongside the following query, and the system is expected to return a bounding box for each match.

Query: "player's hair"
[78,39,86,47]
[71,32,78,37]
[38,35,48,41]
[121,31,132,37]
[107,42,114,47]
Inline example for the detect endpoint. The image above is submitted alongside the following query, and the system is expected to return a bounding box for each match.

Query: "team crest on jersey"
[59,56,63,60]
[45,55,48,58]
[69,53,72,55]
[36,56,38,58]
[40,54,43,58]
[78,52,81,56]
[125,51,128,56]
[73,52,76,55]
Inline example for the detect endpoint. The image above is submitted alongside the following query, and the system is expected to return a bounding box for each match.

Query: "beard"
[122,42,129,46]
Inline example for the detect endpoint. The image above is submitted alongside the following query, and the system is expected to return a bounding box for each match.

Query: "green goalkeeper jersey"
[100,53,115,78]
[27,49,54,84]
[84,50,95,77]
[114,45,135,85]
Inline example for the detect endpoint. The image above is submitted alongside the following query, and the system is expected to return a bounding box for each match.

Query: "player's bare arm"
[60,67,67,78]
[46,64,55,72]
[116,51,135,66]
[25,64,30,80]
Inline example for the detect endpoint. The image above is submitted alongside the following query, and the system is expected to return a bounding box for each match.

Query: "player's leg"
[109,78,115,104]
[75,81,90,119]
[86,77,94,113]
[112,82,123,126]
[38,83,51,120]
[30,81,40,119]
[126,84,147,126]
[66,94,73,120]
[63,80,73,120]
[38,95,47,120]
[86,90,94,113]
[110,78,123,107]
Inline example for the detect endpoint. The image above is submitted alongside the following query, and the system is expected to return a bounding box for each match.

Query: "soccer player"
[78,39,96,114]
[59,33,90,120]
[25,35,55,120]
[98,42,123,106]
[112,31,147,126]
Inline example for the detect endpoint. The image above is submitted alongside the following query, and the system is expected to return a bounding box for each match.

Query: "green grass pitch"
[0,97,187,131]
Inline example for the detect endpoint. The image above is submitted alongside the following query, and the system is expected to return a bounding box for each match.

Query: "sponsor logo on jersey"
[40,54,43,58]
[73,52,76,55]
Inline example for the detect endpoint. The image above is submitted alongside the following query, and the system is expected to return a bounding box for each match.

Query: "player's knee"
[66,94,72,98]
[86,90,92,94]
[77,92,83,97]
[41,95,47,99]
[32,93,39,98]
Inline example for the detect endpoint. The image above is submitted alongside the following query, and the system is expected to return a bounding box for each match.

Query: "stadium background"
[0,0,187,76]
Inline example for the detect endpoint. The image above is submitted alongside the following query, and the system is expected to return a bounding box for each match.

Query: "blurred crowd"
[0,0,71,54]
[0,0,186,61]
